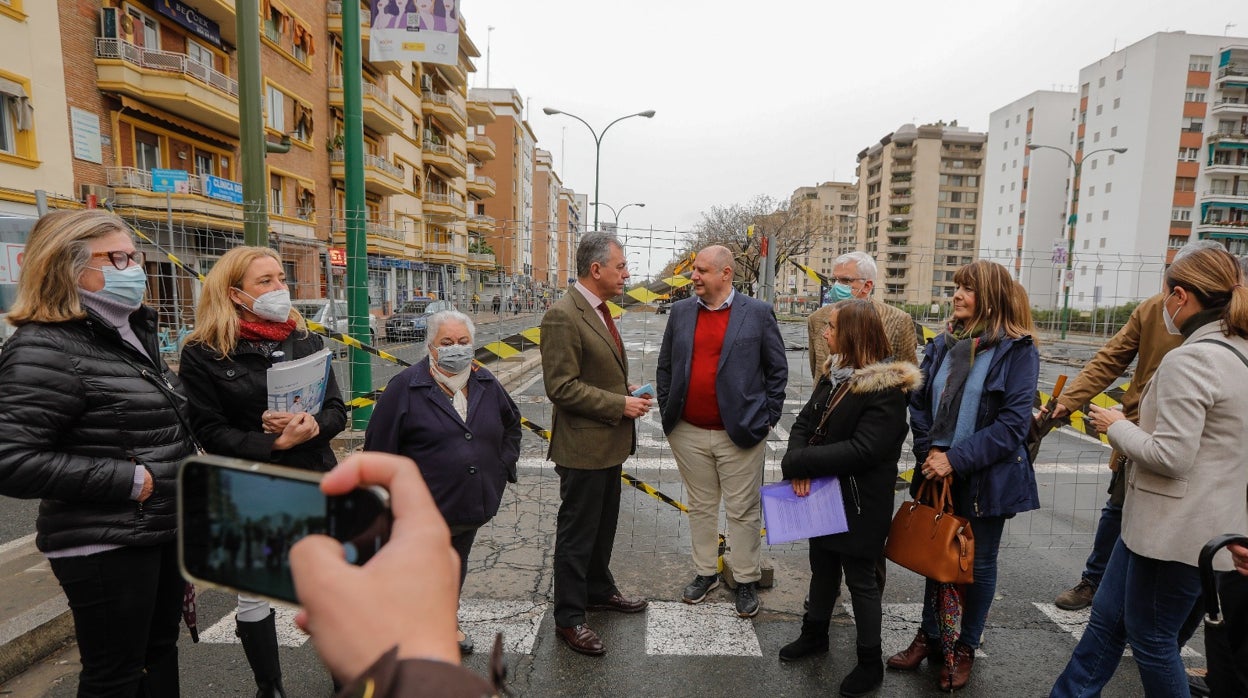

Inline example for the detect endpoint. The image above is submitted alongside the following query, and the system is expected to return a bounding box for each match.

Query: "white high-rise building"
[1196,43,1248,253]
[982,91,1078,311]
[1021,32,1248,312]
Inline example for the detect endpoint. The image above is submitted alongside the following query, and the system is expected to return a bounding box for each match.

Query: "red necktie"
[598,302,624,356]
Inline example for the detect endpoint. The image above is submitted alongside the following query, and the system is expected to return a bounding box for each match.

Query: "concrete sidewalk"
[0,339,544,688]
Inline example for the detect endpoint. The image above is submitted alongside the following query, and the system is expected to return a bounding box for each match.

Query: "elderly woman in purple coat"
[363,310,521,656]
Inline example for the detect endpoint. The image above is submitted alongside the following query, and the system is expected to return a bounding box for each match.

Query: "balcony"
[330,218,406,244]
[424,191,466,219]
[467,213,496,232]
[421,90,468,130]
[94,38,239,136]
[1216,62,1248,88]
[422,139,467,177]
[1196,219,1248,238]
[326,2,403,73]
[467,100,496,126]
[424,240,465,261]
[105,167,244,222]
[1209,128,1248,144]
[329,150,405,196]
[328,75,404,134]
[466,134,497,160]
[467,175,496,197]
[1211,99,1248,116]
[1207,155,1248,174]
[467,251,497,269]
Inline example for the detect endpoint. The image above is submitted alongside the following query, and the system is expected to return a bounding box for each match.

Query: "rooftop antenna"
[1227,23,1238,36]
[486,26,495,87]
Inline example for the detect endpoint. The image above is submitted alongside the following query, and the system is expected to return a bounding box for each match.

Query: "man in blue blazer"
[656,245,788,617]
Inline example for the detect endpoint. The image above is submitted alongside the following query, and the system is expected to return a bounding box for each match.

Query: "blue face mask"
[831,282,854,302]
[93,264,147,308]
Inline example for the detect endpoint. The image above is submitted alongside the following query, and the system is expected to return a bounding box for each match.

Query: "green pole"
[236,0,267,247]
[342,0,372,428]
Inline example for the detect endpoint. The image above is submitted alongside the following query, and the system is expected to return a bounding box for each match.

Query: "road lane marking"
[198,604,306,647]
[459,599,547,655]
[1032,602,1200,657]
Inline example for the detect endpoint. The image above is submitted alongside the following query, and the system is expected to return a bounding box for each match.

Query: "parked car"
[293,299,378,346]
[655,298,672,315]
[385,298,455,342]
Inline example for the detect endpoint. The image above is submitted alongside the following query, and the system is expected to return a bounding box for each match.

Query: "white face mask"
[237,288,292,323]
[1162,291,1182,335]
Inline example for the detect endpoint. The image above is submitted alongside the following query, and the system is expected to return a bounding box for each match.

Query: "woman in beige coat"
[1051,247,1248,698]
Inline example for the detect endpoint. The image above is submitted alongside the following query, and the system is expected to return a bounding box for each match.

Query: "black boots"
[778,614,830,661]
[840,645,884,697]
[236,611,287,698]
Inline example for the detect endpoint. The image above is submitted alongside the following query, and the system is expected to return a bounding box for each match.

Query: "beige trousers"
[668,420,766,583]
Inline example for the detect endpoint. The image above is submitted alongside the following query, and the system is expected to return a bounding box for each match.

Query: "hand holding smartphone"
[631,383,656,399]
[178,455,392,605]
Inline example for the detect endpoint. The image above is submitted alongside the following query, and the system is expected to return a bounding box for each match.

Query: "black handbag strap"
[1199,534,1248,622]
[1197,339,1248,370]
[809,381,853,444]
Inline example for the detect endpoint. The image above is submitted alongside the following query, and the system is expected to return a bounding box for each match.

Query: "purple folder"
[760,477,849,545]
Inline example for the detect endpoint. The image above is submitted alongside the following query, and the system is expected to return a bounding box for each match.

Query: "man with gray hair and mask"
[807,251,918,380]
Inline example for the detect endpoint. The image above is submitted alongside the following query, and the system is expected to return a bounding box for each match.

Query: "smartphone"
[178,455,391,604]
[631,382,656,398]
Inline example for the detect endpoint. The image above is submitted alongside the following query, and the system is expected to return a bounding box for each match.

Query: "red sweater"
[681,304,732,429]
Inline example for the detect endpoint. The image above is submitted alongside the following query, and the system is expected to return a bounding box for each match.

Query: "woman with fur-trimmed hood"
[778,299,920,697]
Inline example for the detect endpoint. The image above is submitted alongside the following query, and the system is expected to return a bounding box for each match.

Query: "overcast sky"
[462,0,1243,274]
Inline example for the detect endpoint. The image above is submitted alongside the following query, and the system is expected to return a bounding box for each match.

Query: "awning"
[0,77,33,131]
[117,96,238,148]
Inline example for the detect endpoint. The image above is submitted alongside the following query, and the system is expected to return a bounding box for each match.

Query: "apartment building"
[778,181,856,308]
[855,122,987,308]
[470,87,537,294]
[1196,42,1248,253]
[555,187,584,287]
[982,90,1079,310]
[1024,31,1248,310]
[531,148,561,290]
[0,1,75,216]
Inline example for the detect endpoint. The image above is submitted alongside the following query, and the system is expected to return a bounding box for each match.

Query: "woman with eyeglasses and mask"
[0,210,199,696]
[364,310,521,657]
[179,246,346,697]
[1051,247,1248,697]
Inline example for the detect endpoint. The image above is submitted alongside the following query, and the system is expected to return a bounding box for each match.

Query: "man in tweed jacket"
[807,251,918,380]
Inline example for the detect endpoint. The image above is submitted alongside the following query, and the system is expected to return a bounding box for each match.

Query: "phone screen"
[180,457,390,604]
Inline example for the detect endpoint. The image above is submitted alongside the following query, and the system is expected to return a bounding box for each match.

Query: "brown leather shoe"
[555,624,606,656]
[938,642,974,691]
[886,631,939,671]
[587,593,648,614]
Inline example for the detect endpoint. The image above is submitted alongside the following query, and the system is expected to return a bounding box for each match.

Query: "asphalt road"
[1,311,1172,697]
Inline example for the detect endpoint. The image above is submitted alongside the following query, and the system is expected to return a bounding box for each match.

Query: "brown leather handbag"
[884,477,974,584]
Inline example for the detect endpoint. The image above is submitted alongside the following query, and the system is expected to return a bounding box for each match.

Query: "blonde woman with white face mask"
[364,310,522,656]
[180,246,347,697]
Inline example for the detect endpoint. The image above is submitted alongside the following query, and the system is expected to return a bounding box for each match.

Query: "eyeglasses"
[832,276,863,285]
[91,250,145,270]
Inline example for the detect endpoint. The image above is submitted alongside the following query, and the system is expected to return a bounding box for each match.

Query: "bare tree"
[684,194,825,294]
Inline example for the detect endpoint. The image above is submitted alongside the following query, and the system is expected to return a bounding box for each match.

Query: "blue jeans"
[1081,496,1123,587]
[921,515,1005,649]
[1050,539,1202,698]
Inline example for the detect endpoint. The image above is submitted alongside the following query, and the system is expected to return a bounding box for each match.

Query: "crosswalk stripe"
[1031,602,1200,657]
[459,599,547,655]
[197,604,307,647]
[645,601,763,656]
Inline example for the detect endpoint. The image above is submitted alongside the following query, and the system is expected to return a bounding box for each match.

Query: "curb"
[0,537,75,686]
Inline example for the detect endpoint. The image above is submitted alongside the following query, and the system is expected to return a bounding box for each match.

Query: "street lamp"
[542,107,656,230]
[589,201,645,227]
[1026,143,1128,339]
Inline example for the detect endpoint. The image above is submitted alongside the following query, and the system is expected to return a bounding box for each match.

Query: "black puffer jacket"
[781,360,921,558]
[178,330,346,471]
[0,306,198,553]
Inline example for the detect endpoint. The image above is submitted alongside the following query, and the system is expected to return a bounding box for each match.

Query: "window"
[1098,76,1106,88]
[134,128,161,172]
[1100,237,1107,249]
[266,86,285,132]
[1107,154,1116,165]
[1175,177,1196,192]
[1089,186,1096,196]
[187,40,214,69]
[1093,131,1101,143]
[270,173,284,215]
[1096,104,1103,115]
[1090,159,1098,170]
[1117,68,1124,80]
[1110,126,1118,137]
[1105,182,1112,193]
[1113,97,1121,109]
[264,5,284,42]
[127,7,159,49]
[1102,210,1109,221]
[0,96,14,155]
[1172,208,1192,221]
[1190,56,1212,72]
[193,151,214,177]
[1185,92,1207,103]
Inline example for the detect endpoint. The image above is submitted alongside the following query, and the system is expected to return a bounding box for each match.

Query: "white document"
[266,349,332,416]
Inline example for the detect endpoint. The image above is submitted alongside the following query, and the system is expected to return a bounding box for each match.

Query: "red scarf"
[239,318,297,342]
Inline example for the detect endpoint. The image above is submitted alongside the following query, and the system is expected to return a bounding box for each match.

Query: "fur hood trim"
[849,360,922,394]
